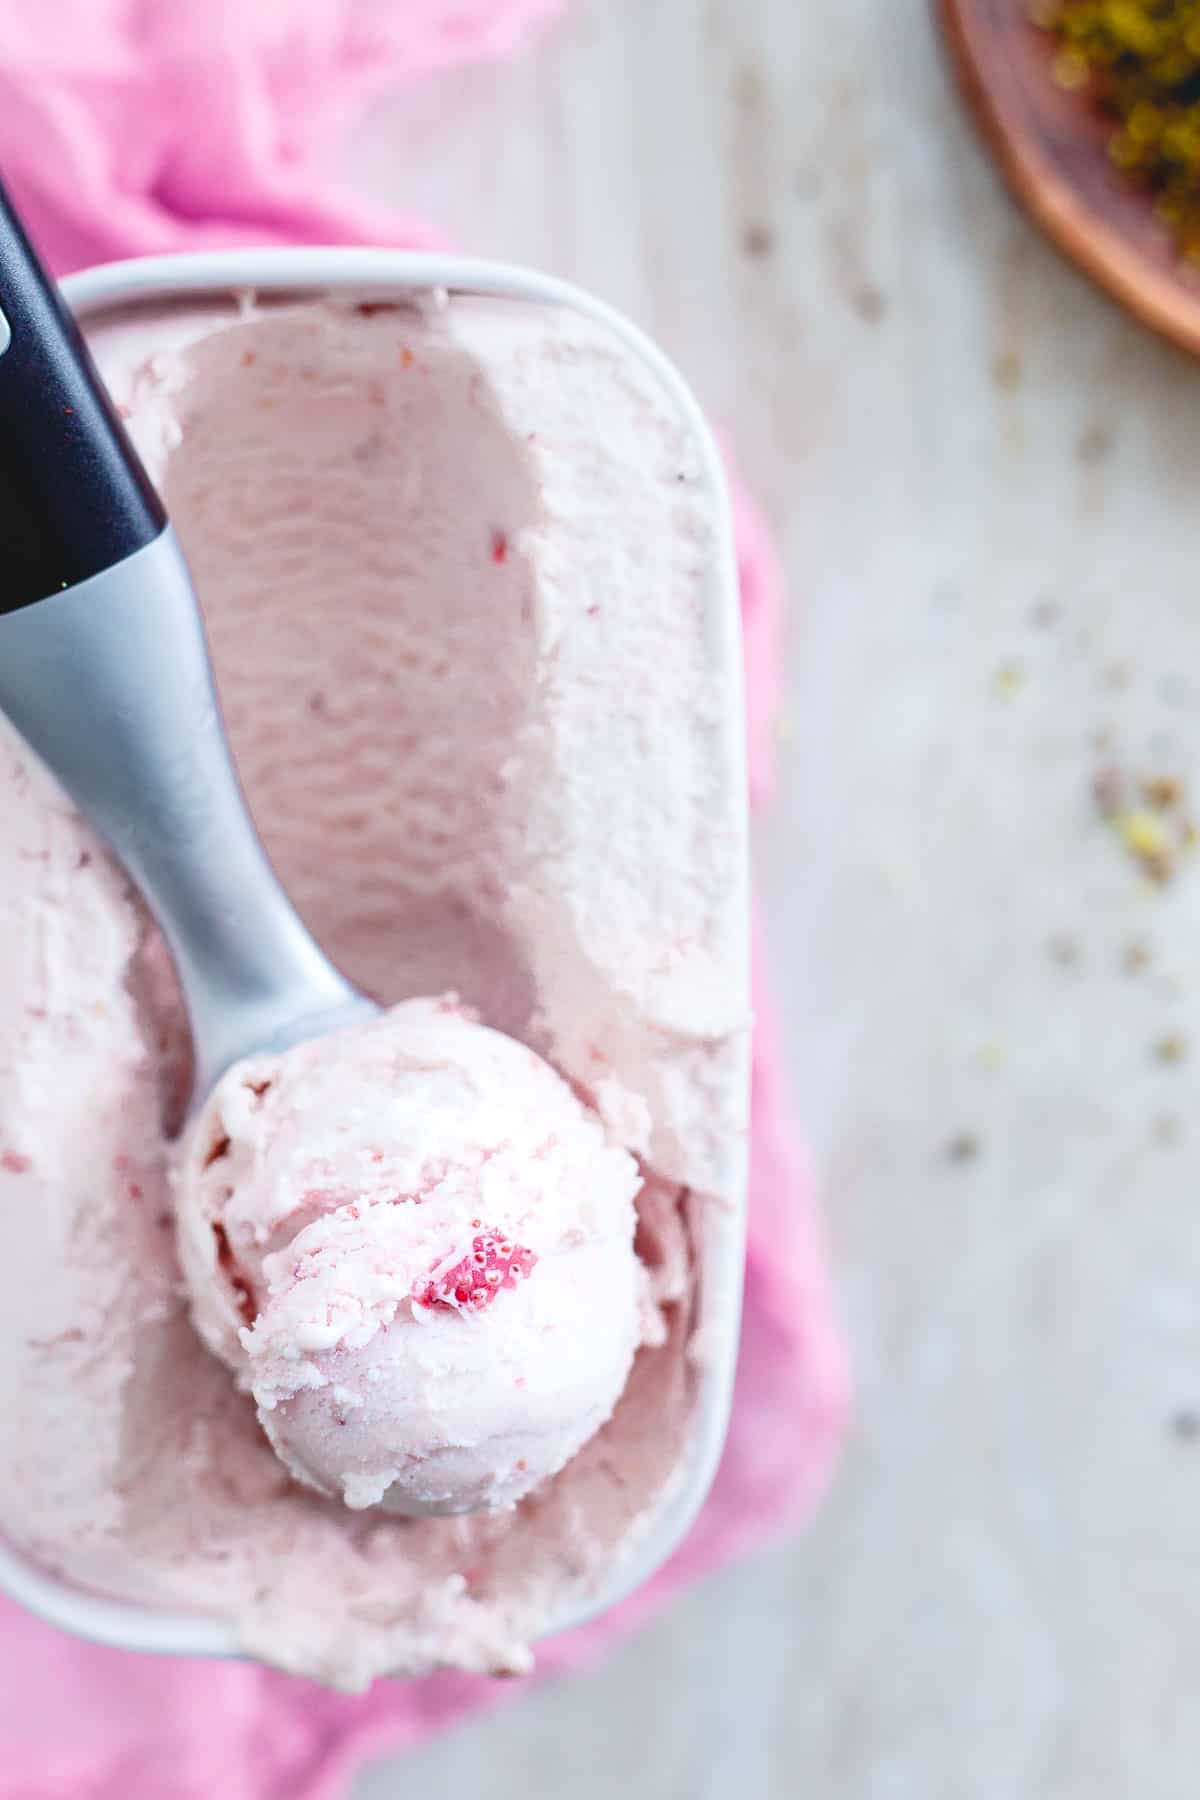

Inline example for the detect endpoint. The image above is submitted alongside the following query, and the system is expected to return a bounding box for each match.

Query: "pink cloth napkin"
[0,4,848,1795]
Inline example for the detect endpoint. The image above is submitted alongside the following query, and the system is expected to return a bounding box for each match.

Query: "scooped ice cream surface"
[0,292,748,1686]
[175,1000,644,1516]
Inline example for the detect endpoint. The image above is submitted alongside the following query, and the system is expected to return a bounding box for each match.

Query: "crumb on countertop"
[1170,1408,1199,1443]
[1048,932,1083,970]
[1094,765,1197,885]
[991,350,1022,390]
[1142,775,1184,811]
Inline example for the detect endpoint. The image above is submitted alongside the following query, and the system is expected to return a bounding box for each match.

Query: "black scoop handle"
[0,177,165,615]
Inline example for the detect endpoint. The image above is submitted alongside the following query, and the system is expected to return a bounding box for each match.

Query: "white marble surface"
[350,2,1200,1793]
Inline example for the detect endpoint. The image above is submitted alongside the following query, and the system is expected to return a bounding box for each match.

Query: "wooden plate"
[937,0,1200,357]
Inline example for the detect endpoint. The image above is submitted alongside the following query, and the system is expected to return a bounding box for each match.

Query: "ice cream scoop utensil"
[0,178,372,1099]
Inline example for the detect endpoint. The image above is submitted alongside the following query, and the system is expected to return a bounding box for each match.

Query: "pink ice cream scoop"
[175,999,645,1515]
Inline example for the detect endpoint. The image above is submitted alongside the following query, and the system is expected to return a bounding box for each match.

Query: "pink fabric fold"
[0,3,848,1794]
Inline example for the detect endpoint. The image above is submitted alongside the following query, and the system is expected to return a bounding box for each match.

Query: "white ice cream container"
[0,249,749,1671]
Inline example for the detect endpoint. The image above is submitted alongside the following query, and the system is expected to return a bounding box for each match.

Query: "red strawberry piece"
[415,1227,537,1314]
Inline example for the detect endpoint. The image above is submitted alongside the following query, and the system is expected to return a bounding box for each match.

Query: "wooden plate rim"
[937,0,1200,359]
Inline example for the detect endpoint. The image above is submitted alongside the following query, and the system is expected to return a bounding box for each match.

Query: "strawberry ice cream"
[0,289,749,1686]
[175,1000,645,1516]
